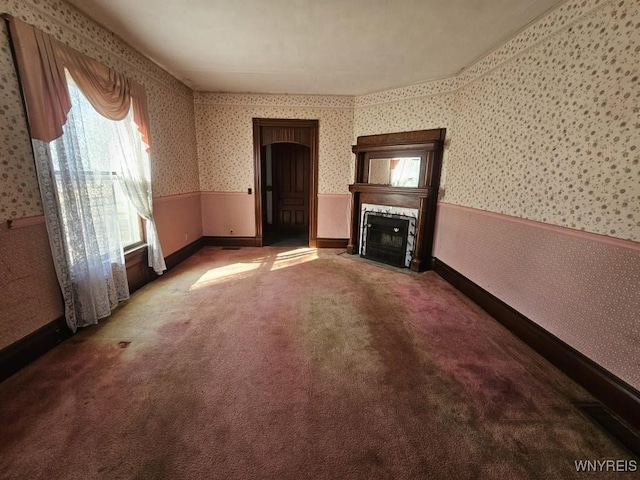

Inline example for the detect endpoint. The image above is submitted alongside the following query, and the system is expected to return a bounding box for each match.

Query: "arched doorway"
[252,119,319,247]
[261,142,310,246]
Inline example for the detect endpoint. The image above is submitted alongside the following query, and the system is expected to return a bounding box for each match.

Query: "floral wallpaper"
[353,93,455,194]
[354,0,640,242]
[195,93,354,195]
[354,0,615,107]
[0,20,39,220]
[0,0,200,222]
[2,0,637,242]
[145,86,200,198]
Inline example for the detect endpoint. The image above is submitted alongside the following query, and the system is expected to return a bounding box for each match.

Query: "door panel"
[272,143,310,234]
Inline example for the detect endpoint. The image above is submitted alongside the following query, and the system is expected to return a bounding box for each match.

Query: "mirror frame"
[364,150,427,188]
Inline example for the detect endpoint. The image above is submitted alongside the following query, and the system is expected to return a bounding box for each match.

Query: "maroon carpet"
[0,247,633,479]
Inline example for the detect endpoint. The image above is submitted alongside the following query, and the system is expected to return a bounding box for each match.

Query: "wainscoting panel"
[432,258,640,433]
[433,202,640,392]
[0,222,64,350]
[153,192,203,257]
[201,192,256,237]
[317,194,350,239]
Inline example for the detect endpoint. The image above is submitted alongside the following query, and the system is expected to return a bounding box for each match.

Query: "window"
[50,73,144,251]
[8,16,166,330]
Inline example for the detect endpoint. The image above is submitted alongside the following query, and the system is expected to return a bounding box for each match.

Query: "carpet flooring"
[0,247,634,479]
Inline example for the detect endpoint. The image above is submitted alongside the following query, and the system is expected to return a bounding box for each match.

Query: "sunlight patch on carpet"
[271,247,318,271]
[188,248,319,289]
[189,262,263,289]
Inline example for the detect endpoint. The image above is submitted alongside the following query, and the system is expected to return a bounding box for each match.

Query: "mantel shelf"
[348,183,436,198]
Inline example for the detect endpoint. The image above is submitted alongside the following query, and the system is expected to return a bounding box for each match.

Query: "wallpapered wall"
[0,0,200,349]
[355,0,640,389]
[195,93,354,195]
[0,0,200,223]
[1,0,638,388]
[355,0,639,243]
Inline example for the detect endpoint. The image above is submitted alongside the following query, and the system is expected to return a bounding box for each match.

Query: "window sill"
[124,242,147,258]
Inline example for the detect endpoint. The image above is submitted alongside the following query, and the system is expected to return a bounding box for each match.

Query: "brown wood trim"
[432,257,640,433]
[124,245,151,293]
[253,118,319,248]
[164,237,205,271]
[316,238,348,249]
[261,126,312,148]
[360,193,420,209]
[352,142,442,154]
[356,129,446,147]
[349,184,434,197]
[348,129,445,269]
[253,118,264,246]
[254,119,319,129]
[309,121,319,248]
[203,236,259,247]
[0,315,71,383]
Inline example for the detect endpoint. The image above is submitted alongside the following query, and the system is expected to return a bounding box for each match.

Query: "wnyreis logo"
[575,459,637,472]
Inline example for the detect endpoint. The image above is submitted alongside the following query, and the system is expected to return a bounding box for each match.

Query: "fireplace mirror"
[367,156,421,187]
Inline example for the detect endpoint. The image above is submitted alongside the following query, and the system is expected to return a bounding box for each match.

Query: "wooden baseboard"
[316,238,348,248]
[203,236,259,247]
[164,237,205,271]
[202,236,346,249]
[432,257,640,433]
[576,402,640,457]
[0,316,71,383]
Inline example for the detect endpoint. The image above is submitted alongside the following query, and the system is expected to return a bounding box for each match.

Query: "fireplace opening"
[362,214,410,267]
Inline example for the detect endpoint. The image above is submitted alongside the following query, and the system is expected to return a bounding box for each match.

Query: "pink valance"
[7,17,151,147]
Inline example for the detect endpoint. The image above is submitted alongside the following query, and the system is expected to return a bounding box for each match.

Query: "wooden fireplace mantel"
[347,129,445,272]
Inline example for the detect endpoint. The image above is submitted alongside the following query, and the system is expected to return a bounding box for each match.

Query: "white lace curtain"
[35,79,166,331]
[8,17,166,331]
[114,112,166,273]
[33,85,126,330]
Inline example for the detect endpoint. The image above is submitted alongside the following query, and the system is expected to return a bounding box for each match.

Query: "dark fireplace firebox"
[362,214,409,267]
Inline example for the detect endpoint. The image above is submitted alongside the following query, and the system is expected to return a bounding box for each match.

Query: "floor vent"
[221,247,241,250]
[575,402,640,458]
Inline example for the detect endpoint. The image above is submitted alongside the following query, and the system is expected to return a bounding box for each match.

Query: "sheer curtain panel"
[32,92,130,329]
[7,16,165,331]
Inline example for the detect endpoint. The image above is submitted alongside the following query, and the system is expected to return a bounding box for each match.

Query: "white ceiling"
[67,0,564,96]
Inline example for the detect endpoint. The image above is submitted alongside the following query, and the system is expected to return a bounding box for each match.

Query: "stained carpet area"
[0,247,634,479]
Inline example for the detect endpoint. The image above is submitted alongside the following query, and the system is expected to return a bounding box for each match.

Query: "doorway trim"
[252,118,319,247]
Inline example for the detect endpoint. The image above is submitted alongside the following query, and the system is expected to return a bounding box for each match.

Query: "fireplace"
[347,128,445,271]
[362,214,410,267]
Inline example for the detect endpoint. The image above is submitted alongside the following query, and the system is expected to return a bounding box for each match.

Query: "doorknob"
[266,185,273,192]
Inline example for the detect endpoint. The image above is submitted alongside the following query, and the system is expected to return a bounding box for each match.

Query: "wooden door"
[272,143,310,234]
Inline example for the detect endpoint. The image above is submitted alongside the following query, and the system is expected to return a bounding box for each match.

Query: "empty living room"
[0,0,638,478]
